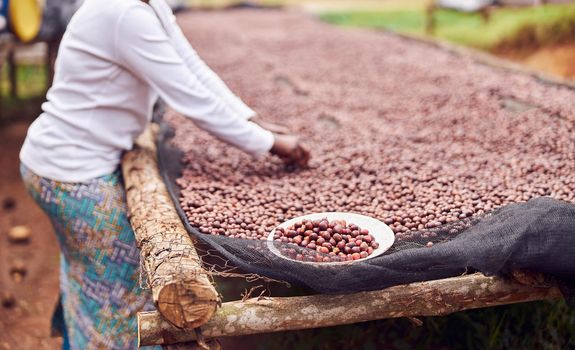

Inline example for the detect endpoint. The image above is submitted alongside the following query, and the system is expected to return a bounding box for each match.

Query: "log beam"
[122,125,220,330]
[139,273,562,346]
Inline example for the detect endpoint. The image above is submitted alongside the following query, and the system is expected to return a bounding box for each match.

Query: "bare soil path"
[503,43,575,80]
[0,121,61,350]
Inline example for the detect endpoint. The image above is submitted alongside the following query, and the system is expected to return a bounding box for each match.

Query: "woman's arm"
[115,4,273,156]
[148,0,257,120]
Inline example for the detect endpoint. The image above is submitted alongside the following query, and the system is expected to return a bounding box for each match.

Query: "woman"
[20,0,309,348]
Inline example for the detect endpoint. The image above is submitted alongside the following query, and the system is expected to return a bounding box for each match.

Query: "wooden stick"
[122,125,219,330]
[139,273,562,346]
[0,39,7,121]
[7,48,16,99]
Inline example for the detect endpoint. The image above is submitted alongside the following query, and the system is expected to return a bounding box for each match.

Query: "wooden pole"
[0,40,6,121]
[7,48,16,99]
[139,273,562,346]
[122,125,220,330]
[425,3,436,35]
[0,37,14,120]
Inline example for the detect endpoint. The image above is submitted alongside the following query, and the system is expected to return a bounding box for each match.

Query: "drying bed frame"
[122,126,563,349]
[122,22,575,348]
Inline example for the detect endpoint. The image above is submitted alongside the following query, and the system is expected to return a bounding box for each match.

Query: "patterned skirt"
[20,164,160,350]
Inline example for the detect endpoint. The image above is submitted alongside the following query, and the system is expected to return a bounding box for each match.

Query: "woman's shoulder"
[64,0,160,50]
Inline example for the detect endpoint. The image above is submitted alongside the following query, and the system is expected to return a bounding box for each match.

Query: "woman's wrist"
[270,133,310,167]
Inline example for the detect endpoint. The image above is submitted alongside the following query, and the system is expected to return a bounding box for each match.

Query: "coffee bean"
[272,219,378,262]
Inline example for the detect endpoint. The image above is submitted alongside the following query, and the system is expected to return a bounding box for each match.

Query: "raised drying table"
[122,126,562,348]
[121,7,575,349]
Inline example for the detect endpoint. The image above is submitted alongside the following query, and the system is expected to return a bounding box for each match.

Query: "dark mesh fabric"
[156,119,575,295]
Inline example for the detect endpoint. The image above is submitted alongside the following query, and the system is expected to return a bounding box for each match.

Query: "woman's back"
[20,0,158,182]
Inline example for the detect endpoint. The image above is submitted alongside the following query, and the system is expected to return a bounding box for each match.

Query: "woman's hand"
[270,133,310,167]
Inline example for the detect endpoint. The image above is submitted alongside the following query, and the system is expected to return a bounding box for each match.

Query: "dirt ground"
[504,43,575,80]
[0,121,61,350]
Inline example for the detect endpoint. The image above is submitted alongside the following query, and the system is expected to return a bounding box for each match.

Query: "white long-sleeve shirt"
[20,0,274,182]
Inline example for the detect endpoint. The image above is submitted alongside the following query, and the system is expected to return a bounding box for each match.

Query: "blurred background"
[3,0,575,123]
[1,1,574,349]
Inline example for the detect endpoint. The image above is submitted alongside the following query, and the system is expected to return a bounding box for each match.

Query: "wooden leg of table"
[0,54,3,121]
[480,7,492,23]
[7,48,16,99]
[425,4,436,35]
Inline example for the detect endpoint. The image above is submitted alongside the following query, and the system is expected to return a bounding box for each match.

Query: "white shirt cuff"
[246,125,274,158]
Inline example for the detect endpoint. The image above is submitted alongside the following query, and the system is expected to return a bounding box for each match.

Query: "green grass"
[0,64,46,124]
[322,10,427,34]
[1,63,47,99]
[321,2,575,50]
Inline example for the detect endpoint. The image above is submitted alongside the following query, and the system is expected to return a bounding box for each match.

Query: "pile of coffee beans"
[170,10,575,243]
[273,218,379,262]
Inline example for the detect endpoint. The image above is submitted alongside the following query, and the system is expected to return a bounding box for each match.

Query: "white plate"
[267,212,395,265]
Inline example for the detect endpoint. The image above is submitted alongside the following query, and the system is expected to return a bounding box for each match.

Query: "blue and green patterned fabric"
[20,164,160,350]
